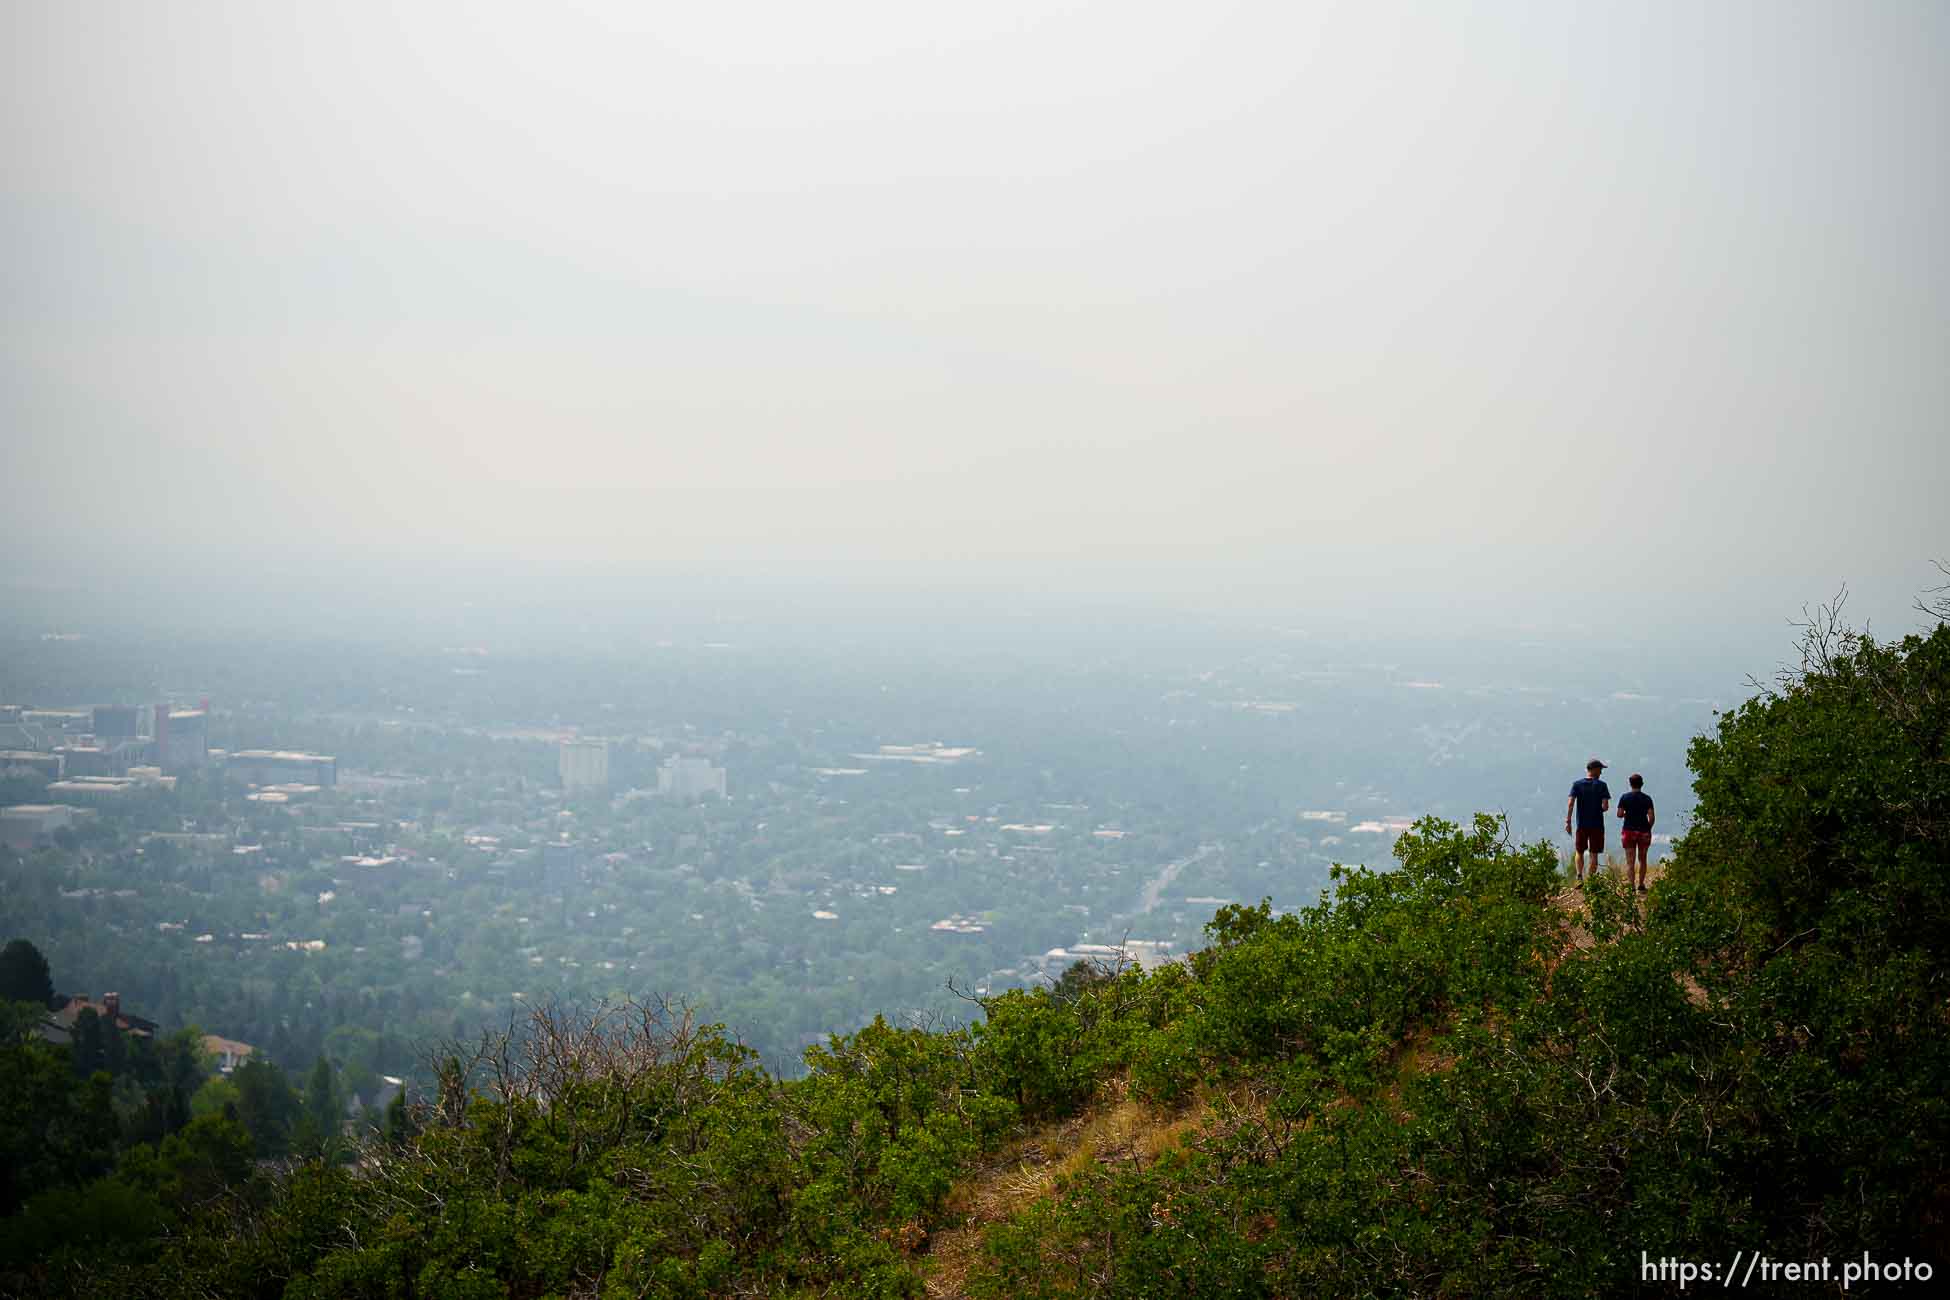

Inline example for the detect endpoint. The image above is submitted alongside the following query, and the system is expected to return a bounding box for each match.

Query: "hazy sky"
[4,1,1945,631]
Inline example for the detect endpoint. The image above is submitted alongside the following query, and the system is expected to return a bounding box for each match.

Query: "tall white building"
[558,740,610,793]
[656,754,725,800]
[158,709,211,772]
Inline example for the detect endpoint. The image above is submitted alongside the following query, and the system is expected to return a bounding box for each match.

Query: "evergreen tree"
[384,1087,415,1149]
[69,1008,106,1079]
[232,1058,299,1158]
[300,1057,343,1158]
[0,939,54,1008]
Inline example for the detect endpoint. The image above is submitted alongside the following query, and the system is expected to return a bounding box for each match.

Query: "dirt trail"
[922,861,1694,1296]
[1550,858,1668,948]
[1549,860,1712,1009]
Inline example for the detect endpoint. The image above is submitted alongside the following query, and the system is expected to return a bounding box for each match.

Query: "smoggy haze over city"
[3,1,1945,644]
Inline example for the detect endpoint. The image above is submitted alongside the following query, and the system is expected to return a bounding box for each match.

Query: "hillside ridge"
[3,615,1946,1297]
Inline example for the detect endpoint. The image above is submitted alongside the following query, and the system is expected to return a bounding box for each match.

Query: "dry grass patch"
[924,1083,1206,1298]
[925,1111,1087,1298]
[1056,1096,1194,1178]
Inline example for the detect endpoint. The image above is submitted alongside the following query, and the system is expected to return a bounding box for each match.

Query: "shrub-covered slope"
[4,619,1946,1297]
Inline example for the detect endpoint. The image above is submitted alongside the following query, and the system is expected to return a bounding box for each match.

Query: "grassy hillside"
[4,615,1946,1298]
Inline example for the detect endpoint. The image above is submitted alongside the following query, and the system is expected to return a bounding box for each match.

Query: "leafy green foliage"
[0,1042,117,1220]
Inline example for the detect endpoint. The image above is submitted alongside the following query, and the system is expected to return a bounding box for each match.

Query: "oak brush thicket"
[2,614,1946,1297]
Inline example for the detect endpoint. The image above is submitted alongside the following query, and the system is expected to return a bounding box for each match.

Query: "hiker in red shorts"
[1565,758,1611,883]
[1616,773,1655,893]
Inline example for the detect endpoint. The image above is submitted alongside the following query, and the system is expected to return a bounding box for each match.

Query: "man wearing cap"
[1565,759,1611,882]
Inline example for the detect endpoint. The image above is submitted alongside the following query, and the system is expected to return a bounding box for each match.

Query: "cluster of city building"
[557,738,727,800]
[0,701,338,850]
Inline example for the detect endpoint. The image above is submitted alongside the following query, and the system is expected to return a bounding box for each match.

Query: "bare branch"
[1914,559,1950,626]
[1771,585,1862,692]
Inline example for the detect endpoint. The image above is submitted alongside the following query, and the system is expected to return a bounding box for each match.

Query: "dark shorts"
[1621,830,1652,851]
[1575,825,1604,854]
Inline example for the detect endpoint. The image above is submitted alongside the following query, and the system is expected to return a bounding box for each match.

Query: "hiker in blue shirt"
[1616,774,1656,894]
[1565,758,1611,883]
